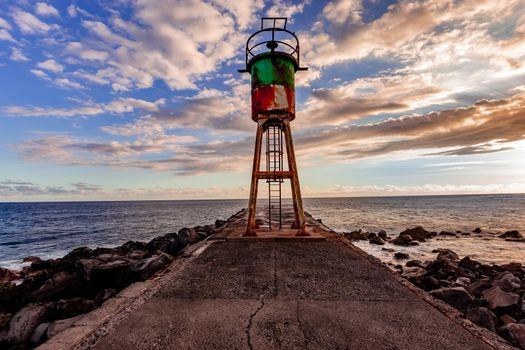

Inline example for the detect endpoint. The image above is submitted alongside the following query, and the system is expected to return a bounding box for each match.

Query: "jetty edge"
[34,210,516,349]
[0,210,512,349]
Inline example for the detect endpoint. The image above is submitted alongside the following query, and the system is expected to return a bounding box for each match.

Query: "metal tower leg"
[245,123,263,236]
[283,120,308,235]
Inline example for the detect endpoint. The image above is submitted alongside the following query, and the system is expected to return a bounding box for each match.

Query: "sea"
[0,194,524,270]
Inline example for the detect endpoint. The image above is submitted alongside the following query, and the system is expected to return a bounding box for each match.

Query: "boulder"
[465,307,497,332]
[394,252,409,260]
[132,253,172,280]
[117,241,148,254]
[458,256,480,271]
[467,279,492,298]
[381,248,395,252]
[406,260,423,268]
[434,249,459,261]
[129,250,147,260]
[455,277,471,287]
[177,227,203,246]
[0,268,20,283]
[90,260,134,289]
[391,234,413,246]
[0,313,12,328]
[482,286,519,310]
[398,227,432,242]
[31,271,80,301]
[344,230,367,240]
[64,246,93,260]
[378,230,387,239]
[47,314,84,339]
[473,228,482,233]
[493,272,521,292]
[7,303,50,343]
[29,322,49,344]
[95,288,117,305]
[500,315,517,325]
[368,236,385,245]
[408,241,420,246]
[499,323,525,349]
[499,230,522,239]
[23,256,42,264]
[430,287,474,313]
[439,231,457,237]
[53,298,95,319]
[215,219,226,228]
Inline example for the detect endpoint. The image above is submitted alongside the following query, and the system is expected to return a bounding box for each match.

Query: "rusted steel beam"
[283,119,308,235]
[256,171,293,179]
[245,123,263,236]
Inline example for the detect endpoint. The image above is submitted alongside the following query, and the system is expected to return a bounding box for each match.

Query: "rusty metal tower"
[239,17,308,236]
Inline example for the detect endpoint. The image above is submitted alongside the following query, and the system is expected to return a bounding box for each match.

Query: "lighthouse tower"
[239,17,308,236]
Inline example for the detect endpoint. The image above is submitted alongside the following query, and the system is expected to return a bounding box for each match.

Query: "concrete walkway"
[72,208,505,350]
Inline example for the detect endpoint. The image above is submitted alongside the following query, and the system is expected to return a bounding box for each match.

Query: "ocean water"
[0,194,524,269]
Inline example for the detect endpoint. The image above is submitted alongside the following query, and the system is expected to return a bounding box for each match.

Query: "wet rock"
[499,230,522,239]
[381,248,395,252]
[53,297,95,319]
[406,260,423,268]
[473,228,482,233]
[0,268,21,283]
[215,219,226,228]
[430,287,474,313]
[129,250,148,260]
[132,253,172,280]
[368,236,385,245]
[117,241,148,254]
[7,303,50,343]
[455,277,471,287]
[482,286,519,310]
[434,249,459,261]
[95,288,117,305]
[392,234,413,246]
[467,279,492,298]
[23,256,42,264]
[394,252,409,260]
[399,227,432,242]
[64,246,93,260]
[146,236,174,254]
[178,227,203,246]
[408,241,420,246]
[344,230,367,240]
[493,272,521,292]
[377,230,387,239]
[458,256,481,271]
[500,315,517,325]
[465,307,497,332]
[47,314,84,339]
[31,271,80,301]
[29,322,49,344]
[499,323,525,349]
[438,231,457,237]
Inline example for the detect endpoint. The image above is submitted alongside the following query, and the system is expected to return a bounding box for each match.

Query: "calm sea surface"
[0,194,524,269]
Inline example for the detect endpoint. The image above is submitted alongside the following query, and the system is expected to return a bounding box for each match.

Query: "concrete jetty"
[38,207,512,350]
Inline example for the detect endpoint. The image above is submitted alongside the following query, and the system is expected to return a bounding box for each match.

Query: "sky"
[0,0,524,201]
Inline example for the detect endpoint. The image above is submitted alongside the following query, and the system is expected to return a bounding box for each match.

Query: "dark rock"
[29,322,49,344]
[439,231,457,237]
[461,232,471,236]
[499,230,522,239]
[0,268,21,283]
[419,276,441,291]
[90,260,134,289]
[95,288,117,305]
[467,279,492,298]
[473,228,482,233]
[0,313,12,328]
[368,236,385,245]
[64,246,94,260]
[47,315,83,339]
[391,234,413,246]
[146,236,174,254]
[132,253,172,280]
[399,227,432,242]
[406,260,423,268]
[500,315,517,325]
[456,231,462,234]
[435,249,459,261]
[458,256,481,271]
[482,287,519,310]
[129,250,148,260]
[458,267,476,281]
[493,272,521,292]
[344,230,367,241]
[465,307,497,332]
[178,227,203,246]
[7,303,50,343]
[500,262,524,272]
[31,271,80,301]
[455,277,470,287]
[117,241,148,254]
[499,323,525,349]
[381,248,395,252]
[53,297,95,319]
[394,252,409,260]
[215,219,226,228]
[23,256,42,264]
[408,241,420,246]
[430,287,474,313]
[377,230,387,239]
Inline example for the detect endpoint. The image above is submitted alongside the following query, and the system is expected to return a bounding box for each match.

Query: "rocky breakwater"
[0,215,232,349]
[345,227,525,349]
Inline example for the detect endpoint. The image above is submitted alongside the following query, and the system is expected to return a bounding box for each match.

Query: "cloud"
[54,78,84,89]
[12,9,54,34]
[67,5,77,18]
[266,0,310,19]
[9,47,29,62]
[30,69,49,79]
[0,29,16,42]
[36,59,63,73]
[0,17,12,30]
[35,3,60,17]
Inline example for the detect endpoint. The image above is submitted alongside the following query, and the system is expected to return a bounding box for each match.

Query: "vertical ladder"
[266,123,283,229]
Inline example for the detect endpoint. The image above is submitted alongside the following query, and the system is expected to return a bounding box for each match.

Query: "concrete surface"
[81,209,503,350]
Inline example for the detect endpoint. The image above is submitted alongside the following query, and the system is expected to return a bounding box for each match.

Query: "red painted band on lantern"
[251,84,295,121]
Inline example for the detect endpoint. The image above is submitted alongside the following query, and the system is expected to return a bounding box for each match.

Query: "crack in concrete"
[246,297,265,350]
[296,300,309,348]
